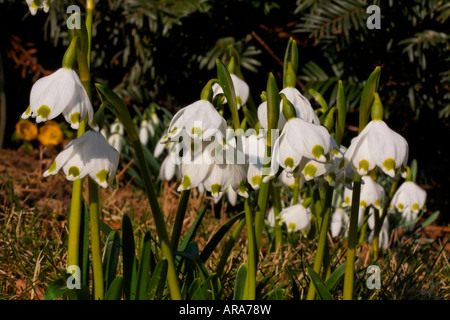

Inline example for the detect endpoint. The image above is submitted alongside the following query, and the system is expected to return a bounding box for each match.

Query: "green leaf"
[283,38,298,88]
[200,211,245,263]
[102,230,121,291]
[79,202,90,286]
[105,276,124,300]
[216,59,240,129]
[309,88,329,112]
[307,267,333,300]
[178,204,208,253]
[421,211,440,228]
[359,66,381,132]
[325,262,346,291]
[335,80,347,146]
[136,231,153,300]
[44,278,70,300]
[147,258,168,300]
[233,263,247,300]
[122,214,137,300]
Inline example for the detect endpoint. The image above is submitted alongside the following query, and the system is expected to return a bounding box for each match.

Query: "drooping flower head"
[44,131,119,188]
[26,0,51,16]
[390,181,426,214]
[212,74,249,109]
[22,68,98,131]
[344,120,408,178]
[279,204,311,234]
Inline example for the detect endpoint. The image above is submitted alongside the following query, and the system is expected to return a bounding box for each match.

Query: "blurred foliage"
[294,0,450,119]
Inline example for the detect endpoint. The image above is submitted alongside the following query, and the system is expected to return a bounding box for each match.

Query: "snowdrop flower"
[156,140,182,181]
[264,117,332,182]
[139,120,155,146]
[344,120,408,178]
[242,133,267,190]
[257,87,319,130]
[331,208,349,237]
[369,217,390,250]
[162,99,226,142]
[212,74,249,109]
[44,131,119,188]
[26,0,50,16]
[22,68,97,131]
[279,204,311,234]
[213,187,238,207]
[390,181,427,214]
[107,121,124,153]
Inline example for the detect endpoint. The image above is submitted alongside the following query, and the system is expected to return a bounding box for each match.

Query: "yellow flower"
[38,121,63,146]
[15,119,38,141]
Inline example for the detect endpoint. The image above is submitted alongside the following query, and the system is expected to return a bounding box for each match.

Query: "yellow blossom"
[38,121,63,146]
[15,119,38,141]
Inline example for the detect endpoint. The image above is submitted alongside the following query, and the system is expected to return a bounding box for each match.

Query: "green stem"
[271,184,283,249]
[343,173,362,300]
[243,198,256,300]
[254,181,270,251]
[67,179,83,269]
[170,190,191,251]
[292,176,300,205]
[306,185,333,300]
[88,178,104,300]
[131,137,181,300]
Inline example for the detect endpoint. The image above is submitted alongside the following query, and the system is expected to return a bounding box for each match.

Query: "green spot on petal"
[398,203,404,210]
[211,183,222,195]
[304,164,317,177]
[191,126,203,136]
[383,158,396,172]
[360,200,367,207]
[375,199,381,208]
[170,127,178,135]
[70,112,80,124]
[24,105,31,116]
[412,203,419,211]
[327,172,336,183]
[181,175,191,189]
[358,159,369,172]
[251,175,262,187]
[48,160,57,173]
[37,105,51,119]
[96,169,109,183]
[284,157,294,168]
[68,166,80,178]
[288,222,296,231]
[312,145,325,159]
[344,197,350,205]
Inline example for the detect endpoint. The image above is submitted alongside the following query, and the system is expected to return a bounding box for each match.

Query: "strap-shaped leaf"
[307,267,333,300]
[122,213,137,300]
[233,263,248,300]
[105,276,124,300]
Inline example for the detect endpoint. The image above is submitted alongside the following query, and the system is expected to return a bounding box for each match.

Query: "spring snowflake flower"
[368,214,390,250]
[43,131,119,188]
[279,204,311,234]
[330,208,349,237]
[139,119,155,146]
[107,121,124,153]
[212,74,249,109]
[257,87,319,130]
[154,139,182,181]
[22,68,98,131]
[344,120,408,178]
[264,117,332,182]
[162,99,226,142]
[390,181,427,214]
[26,0,50,16]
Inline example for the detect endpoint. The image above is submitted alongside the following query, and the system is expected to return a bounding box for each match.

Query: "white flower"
[43,131,119,188]
[22,68,97,131]
[212,74,249,109]
[107,121,124,153]
[26,0,50,16]
[265,118,332,182]
[368,217,390,250]
[139,120,155,146]
[400,207,419,232]
[163,99,226,142]
[343,175,385,209]
[344,120,408,178]
[279,204,311,234]
[390,181,427,214]
[159,155,182,181]
[331,208,349,237]
[242,133,267,190]
[257,87,319,130]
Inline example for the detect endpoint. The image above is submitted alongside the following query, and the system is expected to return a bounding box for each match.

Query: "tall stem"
[243,198,256,300]
[170,190,191,251]
[343,173,362,300]
[88,178,104,300]
[306,185,333,300]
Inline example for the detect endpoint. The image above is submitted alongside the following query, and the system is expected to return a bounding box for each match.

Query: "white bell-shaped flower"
[368,217,390,250]
[279,204,311,234]
[343,175,385,210]
[139,120,155,146]
[265,117,332,182]
[344,120,408,178]
[212,74,250,109]
[43,131,119,188]
[163,99,226,142]
[330,208,349,237]
[26,0,50,16]
[257,87,319,130]
[22,68,97,131]
[390,181,427,214]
